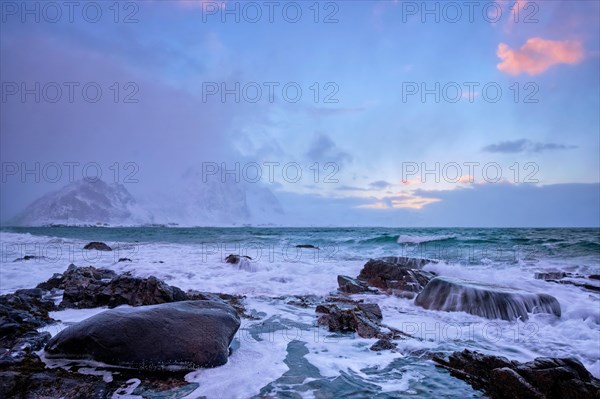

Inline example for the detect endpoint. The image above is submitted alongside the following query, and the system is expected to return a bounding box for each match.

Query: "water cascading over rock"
[415,276,561,321]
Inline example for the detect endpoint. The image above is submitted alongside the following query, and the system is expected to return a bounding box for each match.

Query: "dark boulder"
[337,275,374,294]
[316,300,383,338]
[415,276,561,321]
[225,254,252,264]
[370,338,397,351]
[45,300,241,371]
[357,258,435,296]
[13,255,44,262]
[36,265,187,309]
[83,242,112,251]
[117,257,132,262]
[434,349,600,399]
[295,244,319,249]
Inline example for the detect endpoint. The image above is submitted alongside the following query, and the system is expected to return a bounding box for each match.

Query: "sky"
[0,0,599,227]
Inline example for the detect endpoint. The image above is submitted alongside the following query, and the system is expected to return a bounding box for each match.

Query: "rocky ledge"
[337,256,437,297]
[0,264,247,398]
[434,349,600,399]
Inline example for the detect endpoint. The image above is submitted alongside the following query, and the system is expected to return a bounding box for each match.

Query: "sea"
[1,227,599,398]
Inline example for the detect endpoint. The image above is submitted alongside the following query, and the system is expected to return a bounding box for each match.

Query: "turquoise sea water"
[1,227,599,398]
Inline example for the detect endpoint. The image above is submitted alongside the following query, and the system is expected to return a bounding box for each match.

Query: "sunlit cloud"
[497,38,585,75]
[358,193,440,210]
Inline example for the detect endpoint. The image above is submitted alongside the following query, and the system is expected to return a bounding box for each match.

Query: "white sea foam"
[3,229,599,397]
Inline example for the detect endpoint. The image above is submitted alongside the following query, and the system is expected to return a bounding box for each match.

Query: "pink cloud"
[497,38,584,75]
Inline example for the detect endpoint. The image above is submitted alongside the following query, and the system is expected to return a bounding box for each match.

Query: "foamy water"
[1,227,599,397]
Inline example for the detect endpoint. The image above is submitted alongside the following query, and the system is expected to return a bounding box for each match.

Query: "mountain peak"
[10,179,143,226]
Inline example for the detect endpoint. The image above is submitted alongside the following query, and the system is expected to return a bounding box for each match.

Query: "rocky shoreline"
[1,244,599,398]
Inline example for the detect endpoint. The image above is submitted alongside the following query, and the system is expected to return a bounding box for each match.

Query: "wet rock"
[99,274,187,308]
[36,265,188,309]
[316,300,384,338]
[36,272,68,291]
[188,291,256,320]
[535,272,600,293]
[376,256,435,269]
[357,258,435,296]
[295,244,319,249]
[224,254,256,272]
[534,272,567,281]
[13,255,44,262]
[0,290,55,336]
[0,354,111,399]
[370,338,397,351]
[434,349,600,399]
[415,276,561,321]
[0,288,56,370]
[357,303,383,320]
[14,288,44,299]
[225,254,252,264]
[286,295,322,308]
[337,275,374,294]
[83,242,112,251]
[354,312,380,338]
[45,300,241,371]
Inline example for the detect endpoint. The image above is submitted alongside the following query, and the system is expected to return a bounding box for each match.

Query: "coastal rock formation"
[224,254,256,272]
[535,271,600,293]
[434,349,600,399]
[337,275,374,294]
[370,338,397,351]
[0,289,55,366]
[83,242,112,251]
[45,300,241,371]
[415,276,561,321]
[316,300,383,338]
[351,257,436,297]
[37,265,187,309]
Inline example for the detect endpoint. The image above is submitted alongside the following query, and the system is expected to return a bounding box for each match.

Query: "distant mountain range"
[9,177,284,227]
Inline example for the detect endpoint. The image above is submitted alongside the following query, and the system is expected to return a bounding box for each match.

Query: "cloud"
[369,180,392,190]
[482,139,577,153]
[412,183,599,227]
[358,193,440,210]
[272,183,600,227]
[336,186,369,192]
[497,38,585,75]
[305,133,352,165]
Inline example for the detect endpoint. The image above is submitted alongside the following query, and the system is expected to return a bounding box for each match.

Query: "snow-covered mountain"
[144,171,285,226]
[10,179,150,226]
[11,175,285,227]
